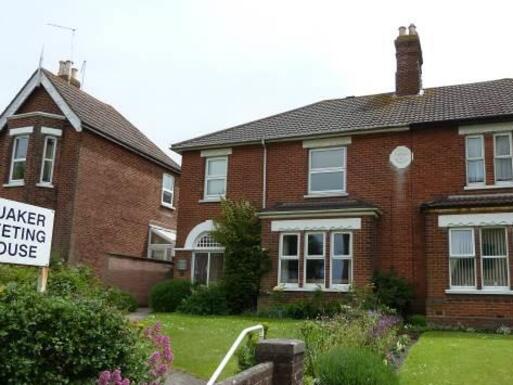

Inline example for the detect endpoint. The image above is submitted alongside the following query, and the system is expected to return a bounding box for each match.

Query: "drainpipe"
[261,138,267,209]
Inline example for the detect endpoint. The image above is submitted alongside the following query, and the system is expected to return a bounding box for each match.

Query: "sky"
[1,0,513,164]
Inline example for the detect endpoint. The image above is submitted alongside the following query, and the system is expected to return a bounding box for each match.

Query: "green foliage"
[0,284,148,385]
[408,314,427,327]
[0,262,137,313]
[177,284,230,315]
[211,199,271,313]
[316,347,398,385]
[236,324,269,372]
[150,280,193,312]
[372,270,414,316]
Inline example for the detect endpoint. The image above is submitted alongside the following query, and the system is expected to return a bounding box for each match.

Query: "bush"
[408,314,427,327]
[150,280,193,312]
[177,284,229,315]
[236,324,268,372]
[104,287,139,312]
[372,270,414,316]
[0,284,148,385]
[316,347,398,385]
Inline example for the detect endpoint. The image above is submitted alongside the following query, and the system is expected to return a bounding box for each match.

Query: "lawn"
[400,331,513,385]
[143,313,302,380]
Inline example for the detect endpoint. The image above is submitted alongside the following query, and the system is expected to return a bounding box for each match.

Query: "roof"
[41,70,180,172]
[172,78,513,151]
[258,199,379,216]
[422,193,513,210]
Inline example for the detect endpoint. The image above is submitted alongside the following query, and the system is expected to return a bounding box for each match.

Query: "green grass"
[144,313,301,380]
[399,331,513,385]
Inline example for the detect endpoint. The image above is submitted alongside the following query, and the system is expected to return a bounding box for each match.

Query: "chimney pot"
[398,26,407,36]
[56,60,81,88]
[408,23,417,35]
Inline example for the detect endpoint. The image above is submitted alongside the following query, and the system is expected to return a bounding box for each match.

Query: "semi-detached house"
[0,61,180,304]
[172,25,513,326]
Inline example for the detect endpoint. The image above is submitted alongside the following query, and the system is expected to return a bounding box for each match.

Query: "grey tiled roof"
[172,79,513,151]
[43,70,180,172]
[422,193,513,210]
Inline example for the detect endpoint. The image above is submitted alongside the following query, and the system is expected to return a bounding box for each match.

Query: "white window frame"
[480,227,510,290]
[448,228,477,290]
[278,232,300,288]
[204,156,228,201]
[39,136,57,185]
[465,135,485,186]
[9,135,29,184]
[493,133,513,185]
[191,232,224,286]
[304,232,326,288]
[146,226,175,261]
[330,232,352,291]
[308,147,347,195]
[161,173,175,208]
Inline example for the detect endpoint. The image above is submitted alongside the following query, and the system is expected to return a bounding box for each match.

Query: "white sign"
[0,198,54,267]
[389,146,413,169]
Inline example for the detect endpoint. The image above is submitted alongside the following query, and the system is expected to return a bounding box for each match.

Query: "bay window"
[279,233,300,286]
[480,228,509,289]
[494,133,513,183]
[308,147,346,194]
[449,228,476,288]
[331,232,352,288]
[204,156,228,200]
[40,136,57,185]
[9,135,29,184]
[304,232,325,286]
[465,135,485,185]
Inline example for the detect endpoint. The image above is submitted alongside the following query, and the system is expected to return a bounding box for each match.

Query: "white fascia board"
[439,212,513,227]
[40,74,81,131]
[0,71,41,130]
[303,136,351,148]
[9,126,33,136]
[41,127,62,137]
[8,111,66,121]
[200,148,232,157]
[271,218,361,232]
[458,122,513,135]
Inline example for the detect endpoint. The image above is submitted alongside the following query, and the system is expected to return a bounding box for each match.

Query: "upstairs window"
[40,136,57,185]
[204,156,227,200]
[465,135,485,185]
[309,147,346,194]
[494,133,513,183]
[449,228,476,289]
[480,228,509,289]
[9,135,29,184]
[147,226,175,261]
[161,173,175,208]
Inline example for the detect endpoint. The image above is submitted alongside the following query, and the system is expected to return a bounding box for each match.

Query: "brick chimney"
[57,60,81,88]
[395,24,423,96]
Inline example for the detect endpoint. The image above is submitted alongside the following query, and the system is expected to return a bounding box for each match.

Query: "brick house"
[0,61,180,304]
[171,25,513,326]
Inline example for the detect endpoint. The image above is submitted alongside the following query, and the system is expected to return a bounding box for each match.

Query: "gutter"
[261,138,267,209]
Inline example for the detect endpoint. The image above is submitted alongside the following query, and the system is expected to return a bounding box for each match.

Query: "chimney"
[57,60,81,88]
[395,24,423,96]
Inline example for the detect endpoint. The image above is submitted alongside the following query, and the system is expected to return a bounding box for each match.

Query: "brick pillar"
[255,339,305,385]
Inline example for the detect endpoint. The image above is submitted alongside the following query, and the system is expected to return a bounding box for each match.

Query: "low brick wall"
[218,362,274,385]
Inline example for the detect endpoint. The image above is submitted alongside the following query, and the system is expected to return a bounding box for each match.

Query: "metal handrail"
[206,324,265,385]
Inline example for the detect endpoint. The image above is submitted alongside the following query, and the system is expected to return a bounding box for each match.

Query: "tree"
[211,199,270,313]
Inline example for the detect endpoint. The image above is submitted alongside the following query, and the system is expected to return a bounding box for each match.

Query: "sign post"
[0,198,55,292]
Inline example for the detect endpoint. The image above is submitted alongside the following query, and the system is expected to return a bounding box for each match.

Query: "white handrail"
[206,324,265,385]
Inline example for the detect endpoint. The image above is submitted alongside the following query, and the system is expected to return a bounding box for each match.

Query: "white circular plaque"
[389,146,412,169]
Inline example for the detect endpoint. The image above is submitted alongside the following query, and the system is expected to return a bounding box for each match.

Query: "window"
[161,173,175,207]
[279,233,300,286]
[204,157,228,200]
[480,228,509,289]
[192,232,224,285]
[147,226,175,261]
[465,136,485,185]
[9,135,29,183]
[494,134,513,183]
[39,136,57,185]
[304,232,325,286]
[449,228,476,288]
[331,232,352,288]
[309,147,346,194]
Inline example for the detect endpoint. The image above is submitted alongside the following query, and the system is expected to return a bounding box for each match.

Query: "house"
[0,61,180,304]
[171,25,513,326]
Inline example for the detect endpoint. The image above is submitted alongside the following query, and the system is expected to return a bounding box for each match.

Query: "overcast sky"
[1,1,512,163]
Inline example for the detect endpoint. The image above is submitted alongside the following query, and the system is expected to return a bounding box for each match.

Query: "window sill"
[3,181,24,187]
[36,182,54,189]
[304,192,348,198]
[445,289,513,295]
[199,197,223,203]
[464,183,513,190]
[161,203,176,210]
[274,285,350,293]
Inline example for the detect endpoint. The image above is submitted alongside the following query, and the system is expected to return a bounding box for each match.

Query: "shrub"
[408,314,427,327]
[104,287,139,312]
[0,284,147,385]
[177,284,229,315]
[316,347,398,385]
[236,325,269,372]
[211,199,271,313]
[372,270,414,316]
[150,280,193,312]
